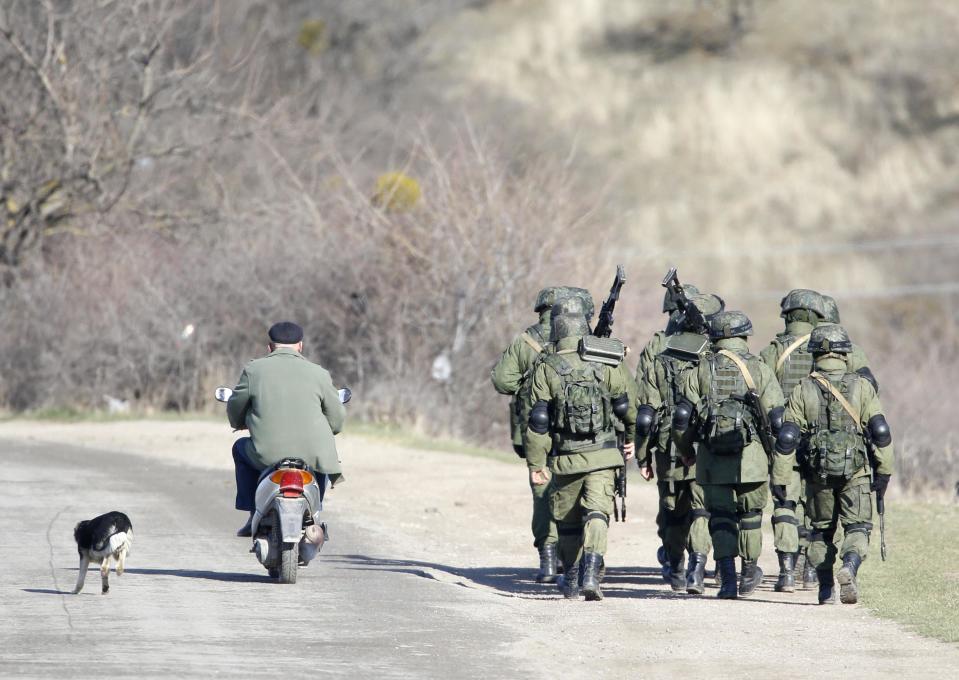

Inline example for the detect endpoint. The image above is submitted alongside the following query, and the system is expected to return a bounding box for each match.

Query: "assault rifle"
[661,267,707,333]
[863,434,888,561]
[594,265,627,521]
[742,390,776,465]
[594,265,626,339]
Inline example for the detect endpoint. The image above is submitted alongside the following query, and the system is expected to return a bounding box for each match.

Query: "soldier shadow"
[333,554,677,600]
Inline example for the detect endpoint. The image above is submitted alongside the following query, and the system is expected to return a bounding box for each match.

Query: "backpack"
[653,332,709,450]
[775,333,814,394]
[543,352,611,437]
[513,324,551,426]
[702,350,760,455]
[806,372,867,480]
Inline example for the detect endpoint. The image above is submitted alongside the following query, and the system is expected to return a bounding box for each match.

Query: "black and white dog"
[73,511,133,594]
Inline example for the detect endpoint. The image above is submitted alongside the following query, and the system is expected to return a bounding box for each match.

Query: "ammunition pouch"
[579,335,625,366]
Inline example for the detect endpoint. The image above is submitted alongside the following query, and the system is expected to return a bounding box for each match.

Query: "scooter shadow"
[106,567,273,584]
[332,554,674,600]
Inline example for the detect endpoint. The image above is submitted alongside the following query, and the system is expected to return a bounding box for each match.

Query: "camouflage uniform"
[526,297,637,601]
[636,292,723,594]
[776,325,893,605]
[677,312,787,599]
[759,289,827,591]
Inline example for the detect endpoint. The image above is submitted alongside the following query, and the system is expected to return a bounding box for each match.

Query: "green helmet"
[780,289,827,319]
[820,295,840,323]
[691,292,724,318]
[663,283,700,313]
[550,295,589,341]
[708,311,753,340]
[553,286,594,321]
[808,324,852,354]
[534,287,559,313]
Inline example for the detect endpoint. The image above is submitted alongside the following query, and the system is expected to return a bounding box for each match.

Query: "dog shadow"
[331,554,676,600]
[22,588,73,595]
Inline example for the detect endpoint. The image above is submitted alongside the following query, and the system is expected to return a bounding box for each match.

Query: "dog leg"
[116,547,127,576]
[73,555,90,594]
[100,557,110,595]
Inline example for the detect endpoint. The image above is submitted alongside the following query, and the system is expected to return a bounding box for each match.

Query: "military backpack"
[543,352,611,437]
[513,324,551,428]
[806,372,867,480]
[654,332,709,449]
[702,351,760,455]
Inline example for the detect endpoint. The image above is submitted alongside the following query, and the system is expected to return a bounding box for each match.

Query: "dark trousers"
[232,437,329,512]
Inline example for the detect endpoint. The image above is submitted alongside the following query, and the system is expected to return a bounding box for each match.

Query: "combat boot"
[716,557,738,599]
[668,555,685,592]
[794,549,806,581]
[739,559,763,597]
[581,552,604,601]
[536,543,559,584]
[774,551,796,593]
[557,561,580,599]
[685,552,707,595]
[836,552,862,605]
[817,570,835,604]
[657,545,670,583]
[802,555,818,589]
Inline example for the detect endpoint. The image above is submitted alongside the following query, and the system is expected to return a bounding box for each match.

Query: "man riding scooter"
[227,321,346,537]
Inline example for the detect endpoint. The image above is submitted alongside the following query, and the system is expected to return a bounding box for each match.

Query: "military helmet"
[690,292,724,318]
[807,324,852,354]
[534,287,559,313]
[550,295,590,341]
[662,283,700,313]
[552,286,595,321]
[779,289,827,319]
[820,295,840,323]
[708,311,753,340]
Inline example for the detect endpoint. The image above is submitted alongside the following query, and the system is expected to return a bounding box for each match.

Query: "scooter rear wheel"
[269,508,299,584]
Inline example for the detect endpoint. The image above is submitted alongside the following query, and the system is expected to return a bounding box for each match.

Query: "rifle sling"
[717,349,758,391]
[809,372,862,433]
[775,334,811,372]
[521,332,544,354]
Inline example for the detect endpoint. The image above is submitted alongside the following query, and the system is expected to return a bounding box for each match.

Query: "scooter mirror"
[214,386,234,402]
[338,387,352,404]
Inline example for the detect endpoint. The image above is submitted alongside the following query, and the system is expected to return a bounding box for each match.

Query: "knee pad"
[636,404,656,438]
[738,510,763,531]
[844,521,873,537]
[583,511,609,526]
[529,401,550,434]
[771,515,799,526]
[867,414,891,448]
[690,508,711,521]
[612,394,629,420]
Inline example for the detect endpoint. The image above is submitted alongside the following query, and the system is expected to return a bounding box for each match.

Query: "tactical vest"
[703,351,759,455]
[775,333,814,394]
[654,332,709,450]
[514,324,551,425]
[543,352,612,447]
[807,373,867,480]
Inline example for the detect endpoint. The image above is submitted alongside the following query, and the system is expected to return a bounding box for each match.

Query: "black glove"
[872,473,891,501]
[771,484,787,505]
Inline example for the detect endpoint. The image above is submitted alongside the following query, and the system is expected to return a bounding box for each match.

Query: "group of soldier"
[491,275,893,604]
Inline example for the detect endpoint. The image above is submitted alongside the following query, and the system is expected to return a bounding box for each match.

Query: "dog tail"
[108,531,132,555]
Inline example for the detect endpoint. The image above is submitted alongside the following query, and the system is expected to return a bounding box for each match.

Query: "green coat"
[526,336,637,475]
[227,348,346,484]
[679,338,788,485]
[782,356,894,480]
[490,313,551,447]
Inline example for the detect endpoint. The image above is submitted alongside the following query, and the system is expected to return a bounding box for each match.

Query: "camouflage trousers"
[805,475,873,572]
[550,468,616,569]
[771,467,807,554]
[658,479,712,561]
[530,476,558,549]
[703,481,768,561]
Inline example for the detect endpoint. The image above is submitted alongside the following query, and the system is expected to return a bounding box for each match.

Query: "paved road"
[0,440,525,679]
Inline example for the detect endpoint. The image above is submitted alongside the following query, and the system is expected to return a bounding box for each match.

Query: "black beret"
[268,321,303,345]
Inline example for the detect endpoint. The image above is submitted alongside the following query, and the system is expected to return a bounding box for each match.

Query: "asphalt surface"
[0,439,525,679]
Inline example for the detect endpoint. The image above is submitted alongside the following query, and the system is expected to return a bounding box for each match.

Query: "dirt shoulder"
[3,419,957,678]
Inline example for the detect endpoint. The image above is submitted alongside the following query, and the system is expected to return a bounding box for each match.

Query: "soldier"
[774,324,893,604]
[491,286,593,583]
[635,283,702,573]
[675,311,787,599]
[759,289,828,592]
[635,292,723,594]
[526,296,637,601]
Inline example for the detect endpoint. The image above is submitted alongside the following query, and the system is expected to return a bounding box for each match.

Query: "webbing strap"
[555,348,578,355]
[771,515,799,526]
[776,334,811,372]
[718,349,757,391]
[810,372,861,433]
[521,332,544,354]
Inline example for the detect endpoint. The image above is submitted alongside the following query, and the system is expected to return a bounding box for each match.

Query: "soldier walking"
[525,296,637,601]
[774,325,893,604]
[675,311,787,599]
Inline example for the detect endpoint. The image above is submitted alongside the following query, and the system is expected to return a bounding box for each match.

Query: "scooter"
[214,386,351,583]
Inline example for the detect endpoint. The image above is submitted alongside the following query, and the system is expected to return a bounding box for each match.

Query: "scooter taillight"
[278,471,304,497]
